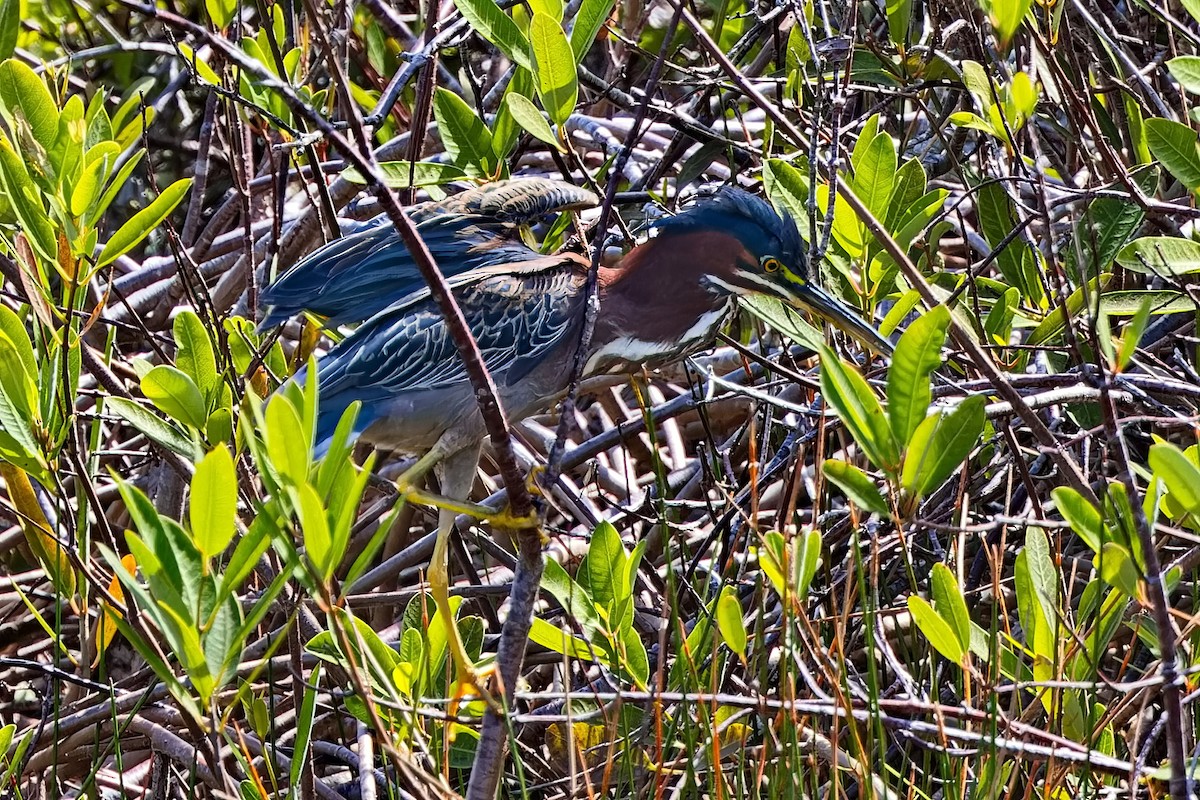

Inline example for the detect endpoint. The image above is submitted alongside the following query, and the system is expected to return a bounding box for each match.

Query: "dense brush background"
[1,0,1200,796]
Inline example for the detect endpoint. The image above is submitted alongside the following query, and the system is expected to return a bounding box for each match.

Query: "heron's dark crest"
[653,187,807,278]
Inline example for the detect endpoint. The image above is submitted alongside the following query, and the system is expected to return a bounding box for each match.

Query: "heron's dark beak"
[784,282,894,355]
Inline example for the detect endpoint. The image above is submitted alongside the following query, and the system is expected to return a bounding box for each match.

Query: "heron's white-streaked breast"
[584,303,732,375]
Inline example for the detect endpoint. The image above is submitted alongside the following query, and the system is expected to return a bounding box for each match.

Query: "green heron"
[266,178,890,698]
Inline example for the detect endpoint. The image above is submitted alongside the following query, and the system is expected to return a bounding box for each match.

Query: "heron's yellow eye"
[762,257,781,273]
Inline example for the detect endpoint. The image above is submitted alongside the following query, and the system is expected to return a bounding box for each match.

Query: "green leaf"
[822,460,889,516]
[740,294,824,351]
[763,158,812,240]
[107,397,203,460]
[948,111,998,136]
[0,140,56,263]
[205,0,236,28]
[342,161,467,188]
[795,528,821,597]
[191,445,237,562]
[886,304,949,447]
[570,0,614,61]
[87,150,145,229]
[1025,274,1110,347]
[0,59,59,146]
[1149,443,1200,516]
[853,133,897,223]
[900,395,985,497]
[0,0,18,62]
[1051,486,1103,554]
[528,616,594,660]
[819,346,900,473]
[579,520,627,619]
[716,586,747,660]
[452,0,531,68]
[265,394,310,488]
[983,286,1019,345]
[503,93,562,149]
[976,182,1039,304]
[885,0,912,46]
[1065,189,1146,283]
[540,557,601,638]
[1169,56,1200,94]
[96,178,192,268]
[529,13,577,127]
[1116,236,1200,275]
[298,482,333,579]
[1098,542,1140,598]
[758,531,788,599]
[141,364,208,430]
[985,0,1032,46]
[1145,118,1200,191]
[1115,295,1152,372]
[0,306,37,412]
[930,563,970,649]
[432,88,496,177]
[907,595,964,664]
[174,310,219,402]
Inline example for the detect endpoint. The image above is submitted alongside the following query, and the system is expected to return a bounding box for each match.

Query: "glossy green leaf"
[716,586,747,660]
[452,0,531,68]
[570,0,614,60]
[97,178,192,268]
[530,13,577,127]
[298,482,333,578]
[0,140,56,263]
[432,88,496,177]
[190,445,237,562]
[107,397,203,460]
[1116,236,1200,275]
[343,161,467,188]
[886,0,912,46]
[0,0,18,62]
[984,286,1019,344]
[819,346,900,473]
[740,294,824,351]
[540,557,601,637]
[141,364,208,430]
[930,563,970,648]
[1051,486,1102,554]
[504,92,562,149]
[265,394,310,488]
[1145,118,1200,191]
[1115,295,1152,371]
[758,531,788,599]
[174,310,219,401]
[887,304,949,447]
[0,59,58,145]
[1026,274,1110,347]
[795,528,821,596]
[984,0,1032,44]
[1066,191,1146,283]
[900,395,985,496]
[822,460,889,515]
[1169,56,1200,94]
[528,616,594,660]
[1149,443,1200,516]
[205,0,236,28]
[579,520,627,618]
[853,133,896,222]
[908,595,964,663]
[1098,542,1140,598]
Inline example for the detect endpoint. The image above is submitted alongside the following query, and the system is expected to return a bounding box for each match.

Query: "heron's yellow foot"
[447,658,499,716]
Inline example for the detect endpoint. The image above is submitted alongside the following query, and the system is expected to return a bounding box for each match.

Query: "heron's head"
[654,188,891,353]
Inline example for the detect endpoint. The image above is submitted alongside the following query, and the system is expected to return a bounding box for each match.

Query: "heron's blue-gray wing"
[310,254,589,447]
[261,179,597,327]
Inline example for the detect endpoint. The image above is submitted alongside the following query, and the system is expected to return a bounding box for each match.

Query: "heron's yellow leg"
[428,508,498,714]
